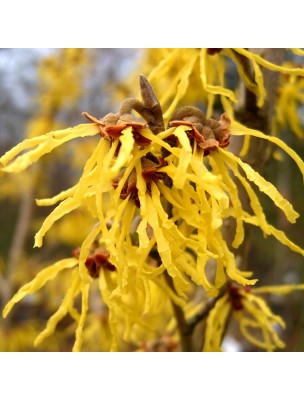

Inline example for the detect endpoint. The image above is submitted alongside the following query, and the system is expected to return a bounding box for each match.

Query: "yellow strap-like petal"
[290,48,304,56]
[148,48,181,82]
[152,274,187,308]
[211,151,244,248]
[34,139,107,247]
[218,148,300,223]
[110,127,134,175]
[163,50,199,119]
[251,58,266,108]
[0,136,46,167]
[230,120,304,178]
[200,48,237,102]
[203,294,230,351]
[140,128,180,157]
[239,135,251,158]
[243,213,304,256]
[171,126,192,189]
[72,281,90,352]
[78,223,101,283]
[217,232,258,287]
[223,157,271,235]
[34,271,81,346]
[113,146,150,201]
[225,48,259,96]
[2,258,77,317]
[148,187,190,296]
[241,295,286,350]
[36,185,77,206]
[245,293,285,327]
[253,284,304,295]
[1,124,99,173]
[234,48,304,77]
[238,317,276,351]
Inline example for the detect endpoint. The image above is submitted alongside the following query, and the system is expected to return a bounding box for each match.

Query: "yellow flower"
[141,109,304,291]
[204,282,304,352]
[275,64,304,138]
[214,120,304,257]
[1,238,188,351]
[144,48,304,121]
[2,73,304,352]
[1,80,303,296]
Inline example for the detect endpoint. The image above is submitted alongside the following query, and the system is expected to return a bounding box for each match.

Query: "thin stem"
[186,292,225,335]
[164,271,193,352]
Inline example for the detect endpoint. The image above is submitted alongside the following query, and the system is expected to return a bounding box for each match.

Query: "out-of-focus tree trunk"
[1,171,36,309]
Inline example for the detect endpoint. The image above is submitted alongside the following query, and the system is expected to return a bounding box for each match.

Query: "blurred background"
[0,48,303,351]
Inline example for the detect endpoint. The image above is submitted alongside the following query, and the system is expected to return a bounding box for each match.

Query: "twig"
[186,292,225,335]
[164,271,193,352]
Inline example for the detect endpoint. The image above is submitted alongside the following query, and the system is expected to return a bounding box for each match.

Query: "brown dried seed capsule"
[169,110,231,153]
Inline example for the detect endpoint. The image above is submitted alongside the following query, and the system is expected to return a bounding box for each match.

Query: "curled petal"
[2,258,78,318]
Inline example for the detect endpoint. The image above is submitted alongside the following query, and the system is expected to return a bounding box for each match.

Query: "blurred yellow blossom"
[275,64,304,138]
[138,48,304,122]
[204,283,304,352]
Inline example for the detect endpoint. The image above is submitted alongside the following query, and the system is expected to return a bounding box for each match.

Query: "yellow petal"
[34,270,81,346]
[234,48,304,77]
[240,294,286,351]
[230,120,304,178]
[218,234,258,286]
[2,258,78,318]
[223,158,271,235]
[253,284,304,295]
[152,274,187,308]
[140,128,180,157]
[1,124,99,173]
[0,136,46,167]
[238,317,278,351]
[200,49,237,102]
[113,146,150,201]
[148,48,181,82]
[245,293,285,327]
[72,281,90,352]
[148,187,190,295]
[203,294,230,351]
[243,214,304,256]
[78,223,101,283]
[211,151,244,248]
[98,269,120,351]
[36,185,77,206]
[163,50,199,119]
[34,139,107,247]
[218,148,300,223]
[290,48,304,56]
[110,127,134,175]
[251,59,266,107]
[225,48,259,96]
[171,125,192,189]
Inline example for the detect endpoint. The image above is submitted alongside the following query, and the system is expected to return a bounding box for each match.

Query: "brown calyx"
[228,282,251,311]
[72,244,115,278]
[112,155,166,207]
[82,111,151,146]
[207,48,223,56]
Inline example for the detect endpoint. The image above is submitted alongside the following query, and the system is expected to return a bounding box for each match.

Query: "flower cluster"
[204,283,304,352]
[1,50,304,351]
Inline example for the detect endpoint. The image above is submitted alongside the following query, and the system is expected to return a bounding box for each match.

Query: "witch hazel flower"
[1,72,304,351]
